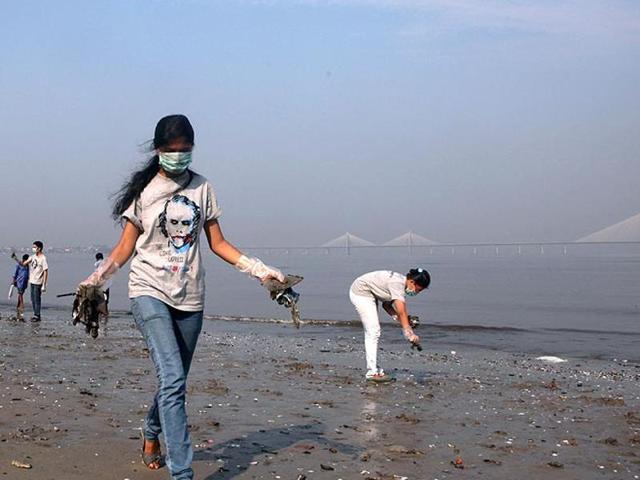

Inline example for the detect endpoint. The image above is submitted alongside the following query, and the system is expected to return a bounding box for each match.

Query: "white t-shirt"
[122,171,221,311]
[350,270,406,303]
[27,254,48,285]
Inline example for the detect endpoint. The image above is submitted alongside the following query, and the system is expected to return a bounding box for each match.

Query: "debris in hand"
[262,275,303,328]
[72,285,107,338]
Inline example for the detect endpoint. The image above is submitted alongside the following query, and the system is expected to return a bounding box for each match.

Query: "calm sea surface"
[3,245,640,361]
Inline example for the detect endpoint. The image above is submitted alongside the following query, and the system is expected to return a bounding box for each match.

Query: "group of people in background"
[8,246,111,322]
[9,241,48,322]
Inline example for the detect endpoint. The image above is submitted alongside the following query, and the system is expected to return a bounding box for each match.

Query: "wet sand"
[1,306,639,479]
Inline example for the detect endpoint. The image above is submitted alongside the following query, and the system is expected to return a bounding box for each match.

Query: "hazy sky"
[2,0,639,247]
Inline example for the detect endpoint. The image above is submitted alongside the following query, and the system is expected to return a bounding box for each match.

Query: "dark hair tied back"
[112,114,195,220]
[407,267,431,289]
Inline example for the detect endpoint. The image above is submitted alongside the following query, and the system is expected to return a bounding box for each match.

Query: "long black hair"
[407,267,431,289]
[111,114,195,220]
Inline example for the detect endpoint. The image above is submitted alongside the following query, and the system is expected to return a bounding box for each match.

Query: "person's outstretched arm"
[204,219,284,282]
[204,219,243,264]
[10,253,29,266]
[393,299,420,344]
[109,221,140,266]
[80,221,139,287]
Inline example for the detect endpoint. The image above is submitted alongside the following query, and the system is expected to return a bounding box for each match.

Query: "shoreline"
[1,306,639,479]
[1,302,639,364]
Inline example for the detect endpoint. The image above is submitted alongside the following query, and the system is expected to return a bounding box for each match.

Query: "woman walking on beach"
[349,268,430,383]
[79,114,285,480]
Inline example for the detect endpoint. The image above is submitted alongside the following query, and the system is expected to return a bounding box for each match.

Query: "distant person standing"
[94,252,112,316]
[10,254,30,321]
[349,268,430,383]
[13,241,49,322]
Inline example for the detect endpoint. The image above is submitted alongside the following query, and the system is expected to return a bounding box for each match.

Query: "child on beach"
[12,241,48,322]
[78,114,284,480]
[349,268,430,383]
[10,254,29,321]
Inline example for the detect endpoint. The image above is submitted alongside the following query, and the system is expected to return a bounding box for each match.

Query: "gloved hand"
[42,284,47,294]
[235,255,285,283]
[403,327,420,345]
[80,257,120,288]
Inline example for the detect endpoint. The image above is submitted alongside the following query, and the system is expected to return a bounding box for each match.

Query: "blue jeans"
[30,283,42,318]
[131,296,203,480]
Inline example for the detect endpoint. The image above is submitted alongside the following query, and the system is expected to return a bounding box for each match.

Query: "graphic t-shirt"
[122,171,221,311]
[27,254,48,285]
[350,270,406,303]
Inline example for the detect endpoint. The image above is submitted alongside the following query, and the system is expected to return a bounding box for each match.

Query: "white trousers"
[350,290,383,377]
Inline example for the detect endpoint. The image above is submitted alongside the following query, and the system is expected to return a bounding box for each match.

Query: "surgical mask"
[405,288,417,297]
[159,151,192,174]
[32,247,37,253]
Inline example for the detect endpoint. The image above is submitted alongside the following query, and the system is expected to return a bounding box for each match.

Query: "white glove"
[403,327,419,344]
[42,284,47,294]
[80,257,120,288]
[235,255,285,283]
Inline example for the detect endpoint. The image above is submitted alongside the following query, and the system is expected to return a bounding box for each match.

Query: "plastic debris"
[262,275,303,328]
[536,356,567,363]
[11,460,32,469]
[72,285,107,338]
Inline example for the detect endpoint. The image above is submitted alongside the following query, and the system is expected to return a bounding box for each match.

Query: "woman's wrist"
[81,257,120,287]
[235,255,285,282]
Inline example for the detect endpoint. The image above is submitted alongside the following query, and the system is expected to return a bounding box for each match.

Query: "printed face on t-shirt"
[159,194,201,254]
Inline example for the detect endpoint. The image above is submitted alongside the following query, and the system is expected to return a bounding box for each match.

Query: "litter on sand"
[536,356,567,363]
[11,460,32,469]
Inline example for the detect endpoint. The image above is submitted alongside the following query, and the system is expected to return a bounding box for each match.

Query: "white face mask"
[32,247,38,253]
[159,151,192,174]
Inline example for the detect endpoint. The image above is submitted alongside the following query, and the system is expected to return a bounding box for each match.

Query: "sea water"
[2,245,639,361]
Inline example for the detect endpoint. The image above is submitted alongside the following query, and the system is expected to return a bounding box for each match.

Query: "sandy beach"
[1,305,639,480]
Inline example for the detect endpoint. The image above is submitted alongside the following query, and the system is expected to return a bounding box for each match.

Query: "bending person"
[78,114,284,480]
[349,268,431,383]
